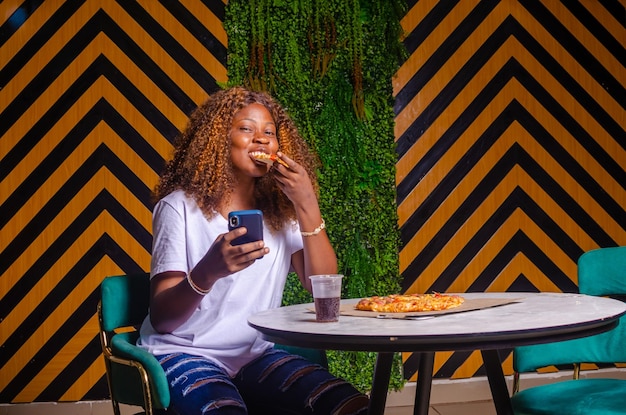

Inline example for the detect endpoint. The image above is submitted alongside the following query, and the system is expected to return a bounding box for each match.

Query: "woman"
[138,87,369,414]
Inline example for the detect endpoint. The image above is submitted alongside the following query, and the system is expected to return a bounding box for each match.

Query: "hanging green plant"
[225,0,407,393]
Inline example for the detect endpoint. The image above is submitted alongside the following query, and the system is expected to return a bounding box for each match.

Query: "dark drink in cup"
[314,297,341,322]
[310,275,343,322]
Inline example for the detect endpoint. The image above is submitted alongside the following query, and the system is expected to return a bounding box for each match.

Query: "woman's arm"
[149,226,268,334]
[289,197,337,293]
[149,271,203,333]
[273,153,338,292]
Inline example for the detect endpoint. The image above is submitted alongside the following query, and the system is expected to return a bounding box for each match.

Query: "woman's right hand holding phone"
[194,228,269,284]
[149,228,268,334]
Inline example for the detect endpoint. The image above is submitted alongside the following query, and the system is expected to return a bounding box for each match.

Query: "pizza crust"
[249,151,289,168]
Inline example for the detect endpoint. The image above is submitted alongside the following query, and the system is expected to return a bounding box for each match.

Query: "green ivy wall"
[225,0,407,391]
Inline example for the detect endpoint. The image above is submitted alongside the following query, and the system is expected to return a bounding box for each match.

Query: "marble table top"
[248,292,626,352]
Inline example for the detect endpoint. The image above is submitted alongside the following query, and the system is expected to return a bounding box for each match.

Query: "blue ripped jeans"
[157,348,369,415]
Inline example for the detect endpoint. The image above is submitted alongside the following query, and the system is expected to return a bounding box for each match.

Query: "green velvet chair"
[510,246,626,415]
[98,273,170,415]
[98,273,327,415]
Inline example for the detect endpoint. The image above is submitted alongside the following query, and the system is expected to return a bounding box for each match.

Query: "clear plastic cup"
[309,274,343,322]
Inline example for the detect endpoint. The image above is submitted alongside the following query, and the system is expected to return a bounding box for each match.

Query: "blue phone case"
[228,210,264,246]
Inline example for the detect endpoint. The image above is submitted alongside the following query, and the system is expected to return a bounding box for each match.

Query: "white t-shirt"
[138,190,303,376]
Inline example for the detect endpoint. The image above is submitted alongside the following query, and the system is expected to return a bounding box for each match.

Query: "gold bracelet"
[187,273,211,295]
[301,219,326,237]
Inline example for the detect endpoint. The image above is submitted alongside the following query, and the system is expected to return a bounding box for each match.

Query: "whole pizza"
[355,292,464,313]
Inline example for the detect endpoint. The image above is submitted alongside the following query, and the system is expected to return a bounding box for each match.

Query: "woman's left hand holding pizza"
[271,152,317,208]
[272,151,336,292]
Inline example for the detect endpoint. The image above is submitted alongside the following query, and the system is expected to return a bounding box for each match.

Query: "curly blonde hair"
[155,86,319,231]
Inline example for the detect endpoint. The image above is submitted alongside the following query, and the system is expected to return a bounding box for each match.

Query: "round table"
[248,292,626,415]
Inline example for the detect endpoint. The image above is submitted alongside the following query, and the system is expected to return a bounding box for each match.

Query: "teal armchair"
[98,273,170,415]
[511,246,626,414]
[98,273,327,415]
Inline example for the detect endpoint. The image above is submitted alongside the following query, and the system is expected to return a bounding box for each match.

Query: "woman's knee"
[158,353,247,414]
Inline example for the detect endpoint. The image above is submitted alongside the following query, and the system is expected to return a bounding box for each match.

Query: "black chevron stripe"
[36,335,103,401]
[401,137,619,291]
[394,0,500,114]
[599,0,626,24]
[396,14,509,157]
[502,20,626,153]
[511,101,625,223]
[201,0,226,20]
[115,1,224,99]
[404,126,621,272]
[518,0,625,107]
[1,58,176,185]
[465,231,578,293]
[562,1,625,60]
[399,98,507,245]
[94,53,181,140]
[0,232,144,368]
[402,352,420,380]
[1,10,98,138]
[509,274,539,292]
[0,0,82,86]
[404,349,499,380]
[95,10,198,114]
[396,16,626,162]
[155,0,227,62]
[0,107,157,232]
[405,0,418,11]
[82,373,109,401]
[427,221,582,292]
[95,10,200,114]
[0,235,145,401]
[100,97,170,170]
[398,64,624,228]
[503,31,626,152]
[425,190,582,294]
[433,350,475,379]
[468,351,508,379]
[0,187,152,320]
[0,1,45,47]
[400,1,458,56]
[0,10,197,141]
[1,95,165,201]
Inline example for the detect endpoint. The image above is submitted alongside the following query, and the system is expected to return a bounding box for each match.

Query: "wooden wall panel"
[395,0,625,381]
[0,0,227,402]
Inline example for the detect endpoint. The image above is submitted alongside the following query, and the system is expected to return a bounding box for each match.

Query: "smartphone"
[228,209,264,246]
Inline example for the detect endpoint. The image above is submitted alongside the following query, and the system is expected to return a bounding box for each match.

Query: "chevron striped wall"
[396,0,625,381]
[0,0,227,402]
[0,0,624,404]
